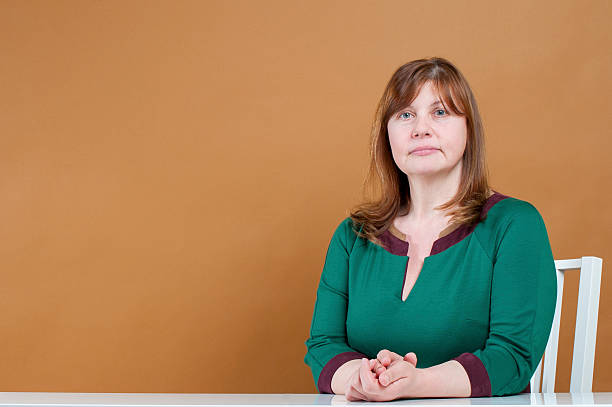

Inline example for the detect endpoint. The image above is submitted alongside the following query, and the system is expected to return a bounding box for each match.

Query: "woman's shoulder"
[483,191,546,223]
[476,191,551,255]
[323,216,364,256]
[330,215,361,241]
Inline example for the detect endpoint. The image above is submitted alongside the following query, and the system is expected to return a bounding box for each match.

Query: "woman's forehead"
[410,83,442,102]
[404,83,452,106]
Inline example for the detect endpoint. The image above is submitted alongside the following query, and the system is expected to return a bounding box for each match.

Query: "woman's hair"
[349,56,493,242]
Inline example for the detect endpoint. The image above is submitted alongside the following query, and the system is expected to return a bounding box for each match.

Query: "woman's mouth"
[411,148,439,156]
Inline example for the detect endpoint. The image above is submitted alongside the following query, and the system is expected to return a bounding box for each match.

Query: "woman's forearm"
[330,359,362,394]
[406,360,471,398]
[331,358,471,398]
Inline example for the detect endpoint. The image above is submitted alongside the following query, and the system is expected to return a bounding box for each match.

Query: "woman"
[303,57,557,401]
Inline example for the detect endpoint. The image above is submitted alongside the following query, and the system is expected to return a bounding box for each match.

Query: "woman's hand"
[344,351,419,402]
[375,349,417,385]
[344,359,375,401]
[345,358,405,401]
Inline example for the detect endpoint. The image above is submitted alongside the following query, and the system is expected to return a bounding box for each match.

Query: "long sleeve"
[453,202,557,396]
[304,217,367,394]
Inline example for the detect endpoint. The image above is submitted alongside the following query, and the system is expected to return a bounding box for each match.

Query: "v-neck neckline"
[385,220,465,257]
[388,221,461,243]
[375,190,509,257]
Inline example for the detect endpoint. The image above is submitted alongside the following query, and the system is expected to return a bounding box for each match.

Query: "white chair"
[530,256,603,394]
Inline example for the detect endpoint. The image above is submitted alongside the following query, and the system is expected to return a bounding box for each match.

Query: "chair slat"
[570,256,602,393]
[542,269,564,392]
[529,256,602,394]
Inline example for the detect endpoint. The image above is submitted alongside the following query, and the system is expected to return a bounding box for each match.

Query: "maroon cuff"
[452,352,492,397]
[318,351,369,394]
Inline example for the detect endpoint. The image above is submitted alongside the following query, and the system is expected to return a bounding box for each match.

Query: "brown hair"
[349,57,493,242]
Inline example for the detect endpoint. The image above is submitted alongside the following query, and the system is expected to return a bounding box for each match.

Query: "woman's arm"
[417,201,555,398]
[374,353,471,398]
[406,360,471,398]
[451,201,557,396]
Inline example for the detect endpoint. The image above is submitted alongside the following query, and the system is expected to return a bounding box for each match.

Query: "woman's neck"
[404,164,462,224]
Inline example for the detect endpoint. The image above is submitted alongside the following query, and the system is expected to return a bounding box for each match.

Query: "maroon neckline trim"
[376,191,510,256]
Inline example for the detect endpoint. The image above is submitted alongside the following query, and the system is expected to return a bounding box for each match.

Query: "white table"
[0,393,611,406]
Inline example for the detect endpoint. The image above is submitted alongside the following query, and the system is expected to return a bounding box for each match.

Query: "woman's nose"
[411,116,432,138]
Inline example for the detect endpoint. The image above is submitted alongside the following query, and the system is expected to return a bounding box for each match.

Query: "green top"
[304,192,557,397]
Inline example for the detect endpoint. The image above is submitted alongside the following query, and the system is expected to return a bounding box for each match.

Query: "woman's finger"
[345,384,366,401]
[359,358,380,394]
[370,358,386,377]
[403,352,418,366]
[378,360,414,387]
[376,349,403,367]
[346,366,367,401]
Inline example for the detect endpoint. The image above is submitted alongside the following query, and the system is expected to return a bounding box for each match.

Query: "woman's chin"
[405,168,445,177]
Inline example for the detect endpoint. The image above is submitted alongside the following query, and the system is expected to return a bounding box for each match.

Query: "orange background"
[1,0,610,393]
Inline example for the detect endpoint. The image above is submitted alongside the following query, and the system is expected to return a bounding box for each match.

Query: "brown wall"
[1,0,610,394]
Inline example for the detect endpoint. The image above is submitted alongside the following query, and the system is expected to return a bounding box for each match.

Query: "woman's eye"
[434,109,447,116]
[399,112,412,119]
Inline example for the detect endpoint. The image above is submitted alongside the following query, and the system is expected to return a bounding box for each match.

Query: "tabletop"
[0,393,611,406]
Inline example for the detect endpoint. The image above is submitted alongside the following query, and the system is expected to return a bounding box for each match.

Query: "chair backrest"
[530,256,603,393]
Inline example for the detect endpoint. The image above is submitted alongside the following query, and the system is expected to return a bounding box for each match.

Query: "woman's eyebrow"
[406,100,443,109]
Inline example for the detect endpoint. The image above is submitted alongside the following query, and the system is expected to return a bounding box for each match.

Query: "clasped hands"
[344,349,419,402]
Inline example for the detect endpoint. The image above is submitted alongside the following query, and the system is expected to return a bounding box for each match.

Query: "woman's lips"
[411,148,439,156]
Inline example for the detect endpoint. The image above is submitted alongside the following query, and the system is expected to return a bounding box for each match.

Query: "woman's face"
[387,81,467,178]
